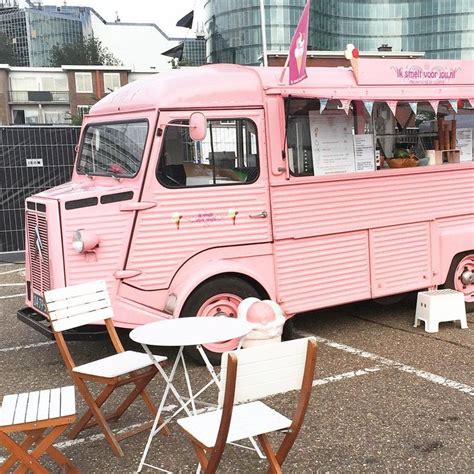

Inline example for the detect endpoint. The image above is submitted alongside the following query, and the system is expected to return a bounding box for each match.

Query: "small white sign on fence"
[26,159,44,167]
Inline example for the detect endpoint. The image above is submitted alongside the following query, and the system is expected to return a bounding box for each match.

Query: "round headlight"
[72,229,99,253]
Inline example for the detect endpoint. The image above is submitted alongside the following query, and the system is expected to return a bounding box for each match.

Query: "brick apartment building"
[0,64,155,125]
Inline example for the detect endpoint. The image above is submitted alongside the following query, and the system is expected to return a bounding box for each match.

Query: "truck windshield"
[77,120,148,177]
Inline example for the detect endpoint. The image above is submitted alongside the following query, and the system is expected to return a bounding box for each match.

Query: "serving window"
[286,98,473,177]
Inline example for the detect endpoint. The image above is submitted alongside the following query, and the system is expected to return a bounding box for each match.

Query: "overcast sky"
[19,0,204,36]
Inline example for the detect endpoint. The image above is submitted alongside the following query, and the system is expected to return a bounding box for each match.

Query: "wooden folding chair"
[44,280,169,457]
[177,337,317,473]
[0,386,78,473]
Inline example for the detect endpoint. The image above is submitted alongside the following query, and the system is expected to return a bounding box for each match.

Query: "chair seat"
[0,386,75,430]
[177,400,291,448]
[73,351,166,378]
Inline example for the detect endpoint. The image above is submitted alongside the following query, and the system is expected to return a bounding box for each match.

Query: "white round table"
[130,316,253,472]
[129,316,252,347]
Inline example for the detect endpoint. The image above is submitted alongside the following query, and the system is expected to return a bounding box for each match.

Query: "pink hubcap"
[197,293,242,353]
[454,255,474,302]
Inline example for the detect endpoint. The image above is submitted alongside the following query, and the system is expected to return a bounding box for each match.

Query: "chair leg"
[191,441,209,473]
[0,432,48,474]
[69,383,116,439]
[258,434,282,474]
[73,378,124,457]
[15,425,69,474]
[112,372,155,421]
[0,429,44,472]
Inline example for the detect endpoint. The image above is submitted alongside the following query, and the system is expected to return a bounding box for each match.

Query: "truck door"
[124,109,273,291]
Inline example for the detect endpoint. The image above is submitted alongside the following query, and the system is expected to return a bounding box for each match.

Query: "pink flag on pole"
[289,0,311,85]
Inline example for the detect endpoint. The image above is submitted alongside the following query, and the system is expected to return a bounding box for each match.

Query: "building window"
[77,105,91,117]
[75,72,93,93]
[103,73,121,93]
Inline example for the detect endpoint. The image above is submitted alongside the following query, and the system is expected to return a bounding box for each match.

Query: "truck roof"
[90,60,474,116]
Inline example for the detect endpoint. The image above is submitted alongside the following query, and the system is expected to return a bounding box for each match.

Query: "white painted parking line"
[0,283,24,287]
[300,332,474,396]
[0,341,55,353]
[0,364,385,464]
[313,367,382,386]
[0,293,25,299]
[0,268,24,275]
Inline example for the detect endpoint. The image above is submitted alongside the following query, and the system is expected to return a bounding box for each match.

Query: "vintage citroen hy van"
[19,58,474,362]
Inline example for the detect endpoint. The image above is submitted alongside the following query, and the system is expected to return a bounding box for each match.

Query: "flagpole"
[259,0,268,66]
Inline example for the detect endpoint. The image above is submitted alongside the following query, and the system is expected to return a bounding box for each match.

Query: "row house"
[0,64,155,125]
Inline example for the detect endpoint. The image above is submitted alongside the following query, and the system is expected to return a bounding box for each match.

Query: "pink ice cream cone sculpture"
[238,297,286,348]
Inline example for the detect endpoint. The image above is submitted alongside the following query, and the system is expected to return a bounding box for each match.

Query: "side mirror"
[189,112,207,141]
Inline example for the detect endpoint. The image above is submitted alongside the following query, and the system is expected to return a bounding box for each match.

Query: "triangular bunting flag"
[409,102,418,115]
[468,99,474,108]
[448,100,458,113]
[340,99,351,114]
[363,101,373,116]
[429,100,440,115]
[386,101,397,117]
[319,98,328,114]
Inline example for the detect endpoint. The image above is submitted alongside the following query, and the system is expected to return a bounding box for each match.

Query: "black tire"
[281,317,294,341]
[180,276,263,365]
[445,251,474,313]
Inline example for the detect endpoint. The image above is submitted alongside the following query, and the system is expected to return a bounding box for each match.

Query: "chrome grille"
[26,209,51,294]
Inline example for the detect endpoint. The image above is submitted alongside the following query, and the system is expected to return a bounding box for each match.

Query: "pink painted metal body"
[23,60,474,332]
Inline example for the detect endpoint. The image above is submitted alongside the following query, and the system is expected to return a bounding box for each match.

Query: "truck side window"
[157,118,259,187]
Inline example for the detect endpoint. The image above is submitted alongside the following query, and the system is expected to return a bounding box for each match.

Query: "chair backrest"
[218,337,316,407]
[44,280,113,332]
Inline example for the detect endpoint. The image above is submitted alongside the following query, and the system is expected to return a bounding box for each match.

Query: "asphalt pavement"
[0,262,472,473]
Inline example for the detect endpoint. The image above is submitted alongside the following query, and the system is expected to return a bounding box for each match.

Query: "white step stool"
[414,289,468,333]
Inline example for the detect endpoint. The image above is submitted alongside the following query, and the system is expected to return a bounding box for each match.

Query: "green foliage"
[50,36,121,67]
[0,32,20,65]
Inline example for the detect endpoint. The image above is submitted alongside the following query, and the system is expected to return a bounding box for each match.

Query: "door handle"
[249,211,268,219]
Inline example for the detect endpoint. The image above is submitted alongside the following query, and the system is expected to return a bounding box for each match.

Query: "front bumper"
[17,307,108,341]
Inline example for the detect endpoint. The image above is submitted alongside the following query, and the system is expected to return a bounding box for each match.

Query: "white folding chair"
[177,337,317,473]
[44,280,169,457]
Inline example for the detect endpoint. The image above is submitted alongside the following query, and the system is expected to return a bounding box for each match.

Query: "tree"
[0,32,20,65]
[50,36,121,67]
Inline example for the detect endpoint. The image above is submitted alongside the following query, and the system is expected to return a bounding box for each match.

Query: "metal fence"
[0,126,80,255]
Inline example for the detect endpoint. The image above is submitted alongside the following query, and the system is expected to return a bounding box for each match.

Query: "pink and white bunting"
[288,0,311,85]
[386,100,398,117]
[429,100,440,115]
[448,100,458,113]
[340,99,351,114]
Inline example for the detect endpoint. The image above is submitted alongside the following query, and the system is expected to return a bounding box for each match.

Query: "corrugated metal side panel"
[126,184,272,290]
[61,208,131,294]
[370,222,431,298]
[271,169,474,239]
[274,231,370,314]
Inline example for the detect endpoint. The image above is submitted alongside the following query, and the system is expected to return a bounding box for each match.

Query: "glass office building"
[204,0,318,65]
[315,0,473,59]
[0,5,90,67]
[204,0,474,64]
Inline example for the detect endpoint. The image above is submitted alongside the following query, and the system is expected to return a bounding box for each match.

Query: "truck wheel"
[180,277,263,365]
[445,252,474,313]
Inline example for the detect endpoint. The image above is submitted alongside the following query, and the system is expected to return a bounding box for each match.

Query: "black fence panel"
[0,126,81,253]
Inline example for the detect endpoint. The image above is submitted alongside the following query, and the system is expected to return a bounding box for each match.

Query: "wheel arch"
[169,260,274,317]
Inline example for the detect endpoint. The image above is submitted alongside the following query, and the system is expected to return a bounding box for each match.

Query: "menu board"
[309,111,355,175]
[456,128,473,162]
[353,134,376,172]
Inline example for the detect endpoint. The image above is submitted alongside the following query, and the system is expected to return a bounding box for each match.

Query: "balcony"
[9,91,70,103]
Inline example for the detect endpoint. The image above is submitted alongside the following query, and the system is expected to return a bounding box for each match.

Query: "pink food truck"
[19,58,474,363]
